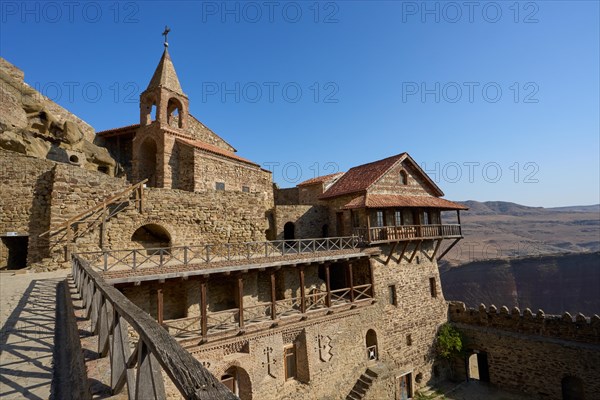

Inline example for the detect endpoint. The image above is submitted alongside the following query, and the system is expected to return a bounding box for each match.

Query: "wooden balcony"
[353,224,462,244]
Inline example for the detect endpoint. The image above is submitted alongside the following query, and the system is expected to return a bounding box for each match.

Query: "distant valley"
[439,201,600,315]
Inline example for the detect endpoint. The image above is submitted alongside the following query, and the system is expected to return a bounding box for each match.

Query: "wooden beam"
[408,240,422,263]
[429,239,443,261]
[299,266,306,314]
[369,261,376,298]
[156,288,164,326]
[200,280,207,340]
[438,237,461,261]
[347,263,354,302]
[325,264,332,308]
[270,270,277,320]
[384,241,399,265]
[398,241,409,263]
[237,276,244,329]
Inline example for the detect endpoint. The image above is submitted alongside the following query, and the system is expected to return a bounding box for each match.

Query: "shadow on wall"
[131,224,171,254]
[27,169,54,265]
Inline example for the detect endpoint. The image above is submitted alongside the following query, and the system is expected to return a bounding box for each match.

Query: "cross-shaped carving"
[261,346,276,378]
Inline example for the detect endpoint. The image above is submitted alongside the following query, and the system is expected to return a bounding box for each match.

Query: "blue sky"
[1,1,598,207]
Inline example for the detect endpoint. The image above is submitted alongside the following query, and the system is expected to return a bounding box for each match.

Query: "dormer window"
[400,170,408,185]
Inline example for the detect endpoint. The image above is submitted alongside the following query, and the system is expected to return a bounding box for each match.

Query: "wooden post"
[139,185,144,214]
[65,225,73,262]
[200,280,207,339]
[325,264,332,308]
[299,266,306,314]
[237,276,244,329]
[270,270,277,320]
[347,263,354,302]
[457,210,462,235]
[369,261,376,298]
[366,208,371,243]
[156,288,164,326]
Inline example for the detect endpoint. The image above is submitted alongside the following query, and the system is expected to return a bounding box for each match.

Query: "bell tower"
[134,27,189,188]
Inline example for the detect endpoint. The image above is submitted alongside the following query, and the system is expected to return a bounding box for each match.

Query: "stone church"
[1,40,598,400]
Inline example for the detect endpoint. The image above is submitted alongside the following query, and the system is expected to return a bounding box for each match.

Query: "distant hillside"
[441,201,599,266]
[440,252,600,316]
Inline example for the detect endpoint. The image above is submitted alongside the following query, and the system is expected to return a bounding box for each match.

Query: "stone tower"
[133,38,189,188]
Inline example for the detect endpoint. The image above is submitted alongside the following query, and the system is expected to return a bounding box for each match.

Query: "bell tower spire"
[139,27,188,129]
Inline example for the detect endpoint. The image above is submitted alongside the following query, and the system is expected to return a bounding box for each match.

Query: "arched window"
[167,97,184,128]
[366,329,378,361]
[139,138,157,187]
[400,170,408,185]
[221,366,252,400]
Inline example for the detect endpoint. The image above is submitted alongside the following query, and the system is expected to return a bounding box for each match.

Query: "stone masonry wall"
[448,301,600,399]
[370,160,438,197]
[0,150,55,267]
[274,205,329,239]
[120,240,449,399]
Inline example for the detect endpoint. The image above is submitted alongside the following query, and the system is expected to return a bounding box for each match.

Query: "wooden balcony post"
[200,279,207,339]
[156,287,164,326]
[270,270,277,320]
[237,275,244,329]
[457,210,462,235]
[299,265,306,314]
[325,264,332,308]
[366,208,371,243]
[347,262,354,302]
[369,261,376,298]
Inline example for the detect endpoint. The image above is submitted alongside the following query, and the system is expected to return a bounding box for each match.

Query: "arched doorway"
[221,366,252,400]
[284,222,295,240]
[562,376,584,400]
[366,329,378,361]
[131,224,171,255]
[139,138,158,187]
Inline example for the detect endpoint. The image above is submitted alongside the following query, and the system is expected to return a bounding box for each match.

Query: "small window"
[284,345,297,381]
[429,277,437,298]
[394,210,402,226]
[216,182,225,191]
[388,285,397,306]
[406,334,412,346]
[242,186,250,193]
[400,170,408,185]
[374,211,384,227]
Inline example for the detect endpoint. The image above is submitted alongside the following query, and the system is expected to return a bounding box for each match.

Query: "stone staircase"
[346,367,379,400]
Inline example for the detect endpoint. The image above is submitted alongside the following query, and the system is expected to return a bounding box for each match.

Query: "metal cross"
[162,26,171,46]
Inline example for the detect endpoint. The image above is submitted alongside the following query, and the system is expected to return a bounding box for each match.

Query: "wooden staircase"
[40,179,147,259]
[346,367,379,400]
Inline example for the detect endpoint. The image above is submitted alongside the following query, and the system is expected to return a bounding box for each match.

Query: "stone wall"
[275,187,299,205]
[370,160,438,197]
[298,184,324,205]
[274,205,329,239]
[449,301,600,399]
[0,150,55,267]
[117,240,449,399]
[186,115,236,152]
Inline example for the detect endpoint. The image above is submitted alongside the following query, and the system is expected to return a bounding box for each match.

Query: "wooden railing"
[162,284,373,340]
[72,255,237,400]
[78,236,361,272]
[353,224,462,244]
[41,180,148,260]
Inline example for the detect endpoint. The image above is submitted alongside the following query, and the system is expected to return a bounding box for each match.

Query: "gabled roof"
[96,123,140,137]
[342,194,468,210]
[146,48,184,94]
[297,172,344,187]
[176,137,260,167]
[320,152,444,199]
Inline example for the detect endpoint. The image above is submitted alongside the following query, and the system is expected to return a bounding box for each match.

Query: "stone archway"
[131,224,171,255]
[139,138,158,187]
[366,329,378,361]
[220,365,252,400]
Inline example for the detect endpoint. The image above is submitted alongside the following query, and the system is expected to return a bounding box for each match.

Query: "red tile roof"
[297,172,345,187]
[96,123,140,137]
[320,153,407,199]
[342,194,468,210]
[176,137,260,167]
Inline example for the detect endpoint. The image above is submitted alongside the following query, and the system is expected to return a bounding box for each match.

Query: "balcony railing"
[78,236,361,272]
[353,224,462,244]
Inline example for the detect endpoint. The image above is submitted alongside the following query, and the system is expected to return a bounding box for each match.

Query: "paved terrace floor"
[0,270,69,399]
